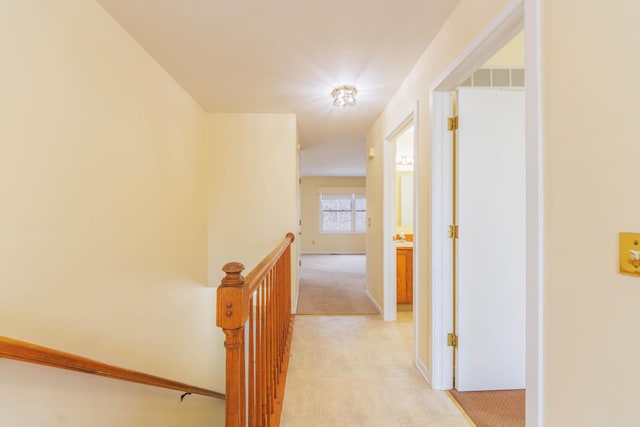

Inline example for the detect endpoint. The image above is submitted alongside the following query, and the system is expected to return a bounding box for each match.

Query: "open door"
[454,87,526,391]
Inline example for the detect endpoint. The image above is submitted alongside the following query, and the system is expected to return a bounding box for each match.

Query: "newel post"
[216,262,248,427]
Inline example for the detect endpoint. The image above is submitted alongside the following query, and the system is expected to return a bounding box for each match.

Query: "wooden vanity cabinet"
[396,246,413,304]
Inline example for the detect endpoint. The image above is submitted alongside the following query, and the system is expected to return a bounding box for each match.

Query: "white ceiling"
[96,0,460,176]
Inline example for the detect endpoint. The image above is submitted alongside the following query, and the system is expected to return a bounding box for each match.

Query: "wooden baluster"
[278,258,285,369]
[216,262,248,427]
[273,263,281,394]
[254,287,260,427]
[248,293,256,427]
[264,284,269,425]
[265,278,270,426]
[272,256,278,423]
[279,259,284,368]
[284,243,292,320]
[269,270,276,424]
[264,275,271,426]
[260,279,267,426]
[272,265,278,390]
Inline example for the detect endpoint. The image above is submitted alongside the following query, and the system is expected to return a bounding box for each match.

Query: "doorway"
[383,110,419,359]
[454,85,526,391]
[395,125,415,313]
[430,0,542,424]
[382,105,419,359]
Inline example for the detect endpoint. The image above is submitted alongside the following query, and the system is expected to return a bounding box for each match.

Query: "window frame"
[319,192,366,234]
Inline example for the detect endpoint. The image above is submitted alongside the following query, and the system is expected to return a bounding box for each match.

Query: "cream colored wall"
[365,0,513,379]
[396,127,414,236]
[541,1,640,424]
[206,114,298,301]
[300,177,366,253]
[0,1,224,425]
[484,31,524,66]
[396,171,414,236]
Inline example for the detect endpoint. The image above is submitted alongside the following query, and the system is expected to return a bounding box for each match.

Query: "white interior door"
[455,87,526,391]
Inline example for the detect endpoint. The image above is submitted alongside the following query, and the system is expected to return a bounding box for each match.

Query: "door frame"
[429,0,543,425]
[382,103,419,323]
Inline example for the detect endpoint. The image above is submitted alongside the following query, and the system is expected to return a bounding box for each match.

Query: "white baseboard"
[301,251,366,255]
[365,290,383,315]
[416,356,433,386]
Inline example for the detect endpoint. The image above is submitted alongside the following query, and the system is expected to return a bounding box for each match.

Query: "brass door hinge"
[447,116,458,131]
[447,333,458,348]
[448,225,459,239]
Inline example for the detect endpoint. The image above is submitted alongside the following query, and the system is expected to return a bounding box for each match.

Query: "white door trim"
[429,0,543,425]
[382,104,418,323]
[430,91,454,390]
[524,0,543,424]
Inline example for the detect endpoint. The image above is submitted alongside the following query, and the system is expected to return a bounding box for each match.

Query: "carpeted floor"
[296,254,378,315]
[448,389,525,427]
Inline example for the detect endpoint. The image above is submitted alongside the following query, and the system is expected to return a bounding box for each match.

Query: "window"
[320,193,366,233]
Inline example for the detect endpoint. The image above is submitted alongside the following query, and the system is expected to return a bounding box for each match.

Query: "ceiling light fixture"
[331,86,357,107]
[396,155,414,166]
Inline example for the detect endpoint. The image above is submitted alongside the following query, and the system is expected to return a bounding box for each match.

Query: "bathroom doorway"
[382,104,420,360]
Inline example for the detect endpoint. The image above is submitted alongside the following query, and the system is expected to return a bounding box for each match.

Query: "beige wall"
[484,31,524,66]
[541,0,640,424]
[365,0,513,380]
[206,114,299,300]
[396,127,415,236]
[396,171,414,236]
[0,1,226,425]
[370,0,640,423]
[300,177,366,253]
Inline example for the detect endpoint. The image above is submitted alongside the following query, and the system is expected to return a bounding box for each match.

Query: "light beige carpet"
[281,314,469,427]
[296,254,378,315]
[448,389,525,427]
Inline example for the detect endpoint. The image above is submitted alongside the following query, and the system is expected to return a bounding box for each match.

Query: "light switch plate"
[619,232,640,277]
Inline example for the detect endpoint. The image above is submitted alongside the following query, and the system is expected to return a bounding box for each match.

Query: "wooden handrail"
[0,336,225,400]
[217,232,295,427]
[217,232,295,330]
[244,232,295,294]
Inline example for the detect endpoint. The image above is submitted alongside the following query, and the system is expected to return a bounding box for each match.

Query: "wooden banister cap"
[222,262,245,274]
[221,262,245,287]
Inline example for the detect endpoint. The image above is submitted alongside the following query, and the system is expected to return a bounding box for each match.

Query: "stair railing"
[217,232,295,427]
[0,336,224,400]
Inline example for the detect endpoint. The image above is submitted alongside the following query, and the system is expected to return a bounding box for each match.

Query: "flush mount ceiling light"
[331,86,357,107]
[396,155,414,166]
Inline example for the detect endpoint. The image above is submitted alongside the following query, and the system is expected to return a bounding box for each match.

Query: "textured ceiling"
[96,0,460,176]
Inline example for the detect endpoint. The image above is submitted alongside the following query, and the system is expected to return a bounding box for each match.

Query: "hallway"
[280,313,470,426]
[297,254,377,315]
